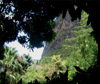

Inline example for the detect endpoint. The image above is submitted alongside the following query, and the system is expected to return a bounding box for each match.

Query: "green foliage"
[0,47,23,73]
[51,55,65,71]
[39,56,52,66]
[0,11,98,84]
[39,12,98,81]
[48,20,56,29]
[0,47,27,84]
[22,65,45,83]
[22,54,66,83]
[80,12,89,26]
[23,54,33,65]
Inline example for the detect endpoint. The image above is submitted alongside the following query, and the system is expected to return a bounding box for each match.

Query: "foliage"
[39,12,98,81]
[22,65,45,84]
[0,46,28,84]
[22,54,66,83]
[0,0,100,54]
[0,10,99,84]
[0,47,23,73]
[21,12,98,83]
[23,54,33,65]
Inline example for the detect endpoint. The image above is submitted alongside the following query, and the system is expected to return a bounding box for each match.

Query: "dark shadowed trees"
[0,0,100,64]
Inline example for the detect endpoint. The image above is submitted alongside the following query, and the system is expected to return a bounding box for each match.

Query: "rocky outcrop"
[42,12,79,57]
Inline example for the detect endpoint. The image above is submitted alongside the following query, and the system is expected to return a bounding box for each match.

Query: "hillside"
[0,12,98,84]
[42,12,79,58]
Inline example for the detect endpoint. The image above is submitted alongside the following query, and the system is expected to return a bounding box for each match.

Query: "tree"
[0,47,23,73]
[0,0,100,63]
[0,47,24,84]
[23,54,33,65]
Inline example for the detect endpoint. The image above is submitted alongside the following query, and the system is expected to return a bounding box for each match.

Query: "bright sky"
[5,40,44,60]
[2,7,45,60]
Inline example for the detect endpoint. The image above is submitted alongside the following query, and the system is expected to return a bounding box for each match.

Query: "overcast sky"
[5,40,44,60]
[2,8,45,60]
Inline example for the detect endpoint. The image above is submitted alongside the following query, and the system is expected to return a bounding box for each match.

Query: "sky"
[5,40,44,60]
[4,29,45,61]
[2,7,45,60]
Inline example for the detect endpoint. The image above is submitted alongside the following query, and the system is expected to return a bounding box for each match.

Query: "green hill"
[22,12,98,83]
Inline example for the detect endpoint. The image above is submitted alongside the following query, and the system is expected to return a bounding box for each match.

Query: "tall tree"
[0,47,24,84]
[0,0,100,64]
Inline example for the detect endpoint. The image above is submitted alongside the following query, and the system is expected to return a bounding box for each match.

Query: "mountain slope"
[42,12,79,57]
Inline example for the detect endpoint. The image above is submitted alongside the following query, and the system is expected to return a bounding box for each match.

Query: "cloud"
[5,40,44,60]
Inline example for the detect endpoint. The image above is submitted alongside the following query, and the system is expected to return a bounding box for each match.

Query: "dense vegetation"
[0,12,98,84]
[0,0,100,62]
[0,0,100,84]
[0,47,30,84]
